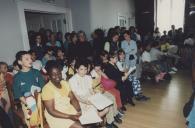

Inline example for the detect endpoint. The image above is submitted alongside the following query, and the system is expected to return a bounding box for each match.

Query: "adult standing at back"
[121,30,137,69]
[77,31,92,59]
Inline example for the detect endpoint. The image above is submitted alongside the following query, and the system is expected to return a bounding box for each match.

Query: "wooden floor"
[119,70,192,128]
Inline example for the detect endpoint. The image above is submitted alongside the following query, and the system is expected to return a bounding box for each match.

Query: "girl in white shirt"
[69,60,109,124]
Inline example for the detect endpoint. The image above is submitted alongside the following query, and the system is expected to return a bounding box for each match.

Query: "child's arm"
[19,96,27,105]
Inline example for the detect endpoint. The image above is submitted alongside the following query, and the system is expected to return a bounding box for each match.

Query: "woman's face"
[48,50,53,56]
[35,35,42,44]
[124,33,130,41]
[57,50,64,58]
[78,33,85,42]
[118,52,125,61]
[73,35,78,43]
[76,65,88,77]
[50,34,56,42]
[49,68,62,85]
[112,35,119,43]
[18,54,32,69]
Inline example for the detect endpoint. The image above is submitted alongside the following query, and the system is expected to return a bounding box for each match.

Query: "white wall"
[23,0,69,8]
[0,0,23,64]
[90,0,135,32]
[0,0,69,65]
[68,0,135,37]
[68,0,91,38]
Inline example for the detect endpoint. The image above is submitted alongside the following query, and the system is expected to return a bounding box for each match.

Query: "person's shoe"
[169,71,176,74]
[112,123,119,128]
[128,99,135,106]
[114,116,122,124]
[116,113,123,119]
[106,123,113,128]
[118,109,125,115]
[136,95,150,101]
[121,106,127,111]
[171,67,178,72]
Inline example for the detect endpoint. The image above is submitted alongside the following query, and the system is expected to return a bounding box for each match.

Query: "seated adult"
[42,60,83,128]
[46,33,61,53]
[31,33,45,60]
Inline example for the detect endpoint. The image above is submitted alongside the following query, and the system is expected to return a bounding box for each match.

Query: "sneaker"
[118,109,125,115]
[169,71,176,74]
[112,123,119,128]
[114,116,122,124]
[171,67,178,72]
[116,113,123,118]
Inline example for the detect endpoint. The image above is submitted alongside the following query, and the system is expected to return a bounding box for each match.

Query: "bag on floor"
[183,91,195,118]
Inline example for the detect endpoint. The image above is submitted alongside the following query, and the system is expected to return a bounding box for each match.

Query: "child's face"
[57,50,64,58]
[118,52,125,61]
[76,65,88,77]
[31,52,37,61]
[71,60,76,67]
[48,50,53,56]
[79,33,85,42]
[18,54,32,69]
[94,66,101,72]
[100,55,108,63]
[0,65,8,74]
[49,67,62,85]
[110,56,118,64]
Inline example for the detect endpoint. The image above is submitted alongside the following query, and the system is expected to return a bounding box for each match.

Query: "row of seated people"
[0,49,151,128]
[29,25,189,66]
[0,25,186,128]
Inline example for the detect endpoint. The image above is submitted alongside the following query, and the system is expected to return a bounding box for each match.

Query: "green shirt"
[13,68,45,99]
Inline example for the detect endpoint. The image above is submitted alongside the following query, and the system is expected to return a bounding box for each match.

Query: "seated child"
[116,50,150,101]
[69,60,109,125]
[42,60,84,128]
[13,51,45,127]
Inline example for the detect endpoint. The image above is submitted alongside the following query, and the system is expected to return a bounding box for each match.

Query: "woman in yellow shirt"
[42,60,83,128]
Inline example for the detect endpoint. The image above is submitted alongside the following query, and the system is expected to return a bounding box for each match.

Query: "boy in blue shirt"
[13,51,45,127]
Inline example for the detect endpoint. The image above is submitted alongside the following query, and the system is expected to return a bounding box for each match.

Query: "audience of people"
[0,24,194,128]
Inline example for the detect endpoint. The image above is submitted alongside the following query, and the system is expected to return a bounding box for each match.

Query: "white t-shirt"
[69,74,95,112]
[142,51,151,62]
[150,48,164,61]
[184,38,195,46]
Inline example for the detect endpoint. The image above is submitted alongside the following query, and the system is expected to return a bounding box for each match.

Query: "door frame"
[16,0,73,50]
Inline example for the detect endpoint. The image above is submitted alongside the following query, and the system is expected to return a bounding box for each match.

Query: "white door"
[51,14,68,36]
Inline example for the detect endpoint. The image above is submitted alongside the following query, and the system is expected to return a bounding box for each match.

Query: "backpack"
[183,91,195,118]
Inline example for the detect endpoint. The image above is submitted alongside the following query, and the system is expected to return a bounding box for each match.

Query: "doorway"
[25,11,68,47]
[16,0,72,50]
